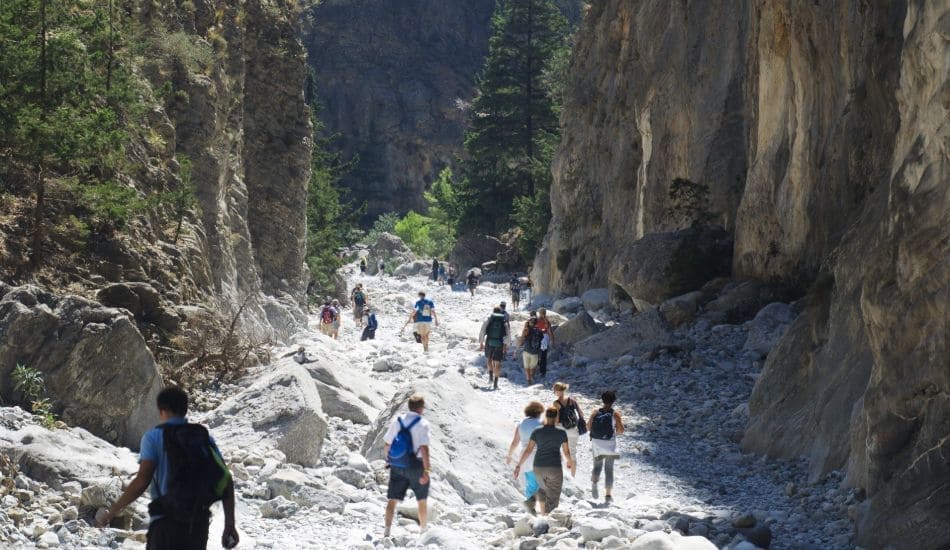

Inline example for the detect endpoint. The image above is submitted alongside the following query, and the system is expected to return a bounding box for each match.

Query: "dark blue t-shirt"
[414,299,435,322]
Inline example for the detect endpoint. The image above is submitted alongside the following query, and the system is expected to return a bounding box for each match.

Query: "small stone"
[732,512,756,528]
[532,518,550,536]
[519,538,542,550]
[738,523,773,548]
[259,496,298,519]
[514,516,534,537]
[785,482,797,496]
[39,531,60,546]
[61,507,78,522]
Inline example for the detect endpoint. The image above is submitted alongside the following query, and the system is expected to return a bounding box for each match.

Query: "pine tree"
[459,0,568,248]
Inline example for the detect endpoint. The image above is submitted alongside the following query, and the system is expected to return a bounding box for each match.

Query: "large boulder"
[367,233,415,274]
[204,364,328,467]
[96,283,161,320]
[607,227,733,311]
[573,308,677,360]
[450,233,525,274]
[659,291,705,327]
[701,279,785,324]
[743,302,797,357]
[362,369,520,508]
[554,311,602,346]
[393,260,430,278]
[580,288,611,311]
[0,408,137,490]
[0,286,162,448]
[552,296,583,315]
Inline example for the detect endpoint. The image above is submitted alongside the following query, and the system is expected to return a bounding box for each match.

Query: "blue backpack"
[387,416,422,469]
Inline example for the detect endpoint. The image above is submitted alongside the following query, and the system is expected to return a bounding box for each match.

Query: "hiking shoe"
[522,498,537,516]
[493,378,499,390]
[591,484,599,500]
[604,495,613,505]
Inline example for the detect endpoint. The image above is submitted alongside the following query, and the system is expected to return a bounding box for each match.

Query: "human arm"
[221,480,239,548]
[614,411,625,435]
[512,440,537,478]
[478,319,488,349]
[96,460,156,527]
[419,445,430,485]
[432,308,439,327]
[561,441,575,476]
[506,426,522,464]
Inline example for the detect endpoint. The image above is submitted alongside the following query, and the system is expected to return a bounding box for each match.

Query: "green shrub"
[11,364,57,429]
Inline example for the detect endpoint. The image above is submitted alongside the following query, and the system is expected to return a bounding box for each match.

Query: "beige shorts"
[523,352,539,371]
[319,323,333,336]
[414,322,432,336]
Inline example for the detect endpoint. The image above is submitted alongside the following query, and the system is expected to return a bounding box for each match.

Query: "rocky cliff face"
[0,0,312,445]
[538,0,949,546]
[534,0,750,296]
[302,0,496,221]
[302,0,582,222]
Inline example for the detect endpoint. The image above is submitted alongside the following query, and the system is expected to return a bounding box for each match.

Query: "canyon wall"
[537,0,949,546]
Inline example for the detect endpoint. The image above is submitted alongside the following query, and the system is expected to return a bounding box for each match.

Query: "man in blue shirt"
[411,291,439,352]
[96,388,238,549]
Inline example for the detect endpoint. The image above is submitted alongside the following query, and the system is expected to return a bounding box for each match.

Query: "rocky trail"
[0,264,858,549]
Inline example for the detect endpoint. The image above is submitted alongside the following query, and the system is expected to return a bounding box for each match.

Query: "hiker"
[588,390,625,503]
[95,387,238,549]
[516,317,543,384]
[510,276,522,310]
[437,263,446,285]
[513,406,574,514]
[331,299,343,339]
[535,308,554,377]
[431,258,439,282]
[500,301,511,327]
[362,307,378,341]
[479,306,509,389]
[446,266,456,288]
[319,299,338,337]
[411,291,438,352]
[360,258,367,274]
[553,382,587,460]
[351,284,367,327]
[466,270,478,296]
[383,394,431,538]
[506,401,544,514]
[524,276,533,306]
[378,260,385,276]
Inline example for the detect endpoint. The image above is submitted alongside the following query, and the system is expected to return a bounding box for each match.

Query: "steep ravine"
[534,0,949,547]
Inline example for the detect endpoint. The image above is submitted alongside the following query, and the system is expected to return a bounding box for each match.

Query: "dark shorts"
[147,514,210,550]
[387,466,429,501]
[485,345,504,361]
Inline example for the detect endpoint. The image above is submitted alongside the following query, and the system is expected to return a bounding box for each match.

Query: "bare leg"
[417,499,428,531]
[384,499,398,537]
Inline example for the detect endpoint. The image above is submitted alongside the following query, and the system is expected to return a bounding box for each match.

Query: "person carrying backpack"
[360,258,367,274]
[516,317,544,384]
[467,271,479,296]
[361,307,378,341]
[535,308,555,377]
[383,394,431,538]
[524,276,533,306]
[552,382,586,461]
[331,299,343,339]
[479,306,509,389]
[509,277,522,310]
[411,291,439,352]
[351,284,367,327]
[431,258,439,282]
[319,299,337,337]
[587,390,625,503]
[96,388,238,549]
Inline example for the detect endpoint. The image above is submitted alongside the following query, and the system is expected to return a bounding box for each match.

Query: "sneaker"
[604,495,613,505]
[493,377,499,390]
[591,484,599,500]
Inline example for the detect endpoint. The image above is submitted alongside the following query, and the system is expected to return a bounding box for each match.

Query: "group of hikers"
[315,282,379,342]
[479,303,554,388]
[383,383,625,539]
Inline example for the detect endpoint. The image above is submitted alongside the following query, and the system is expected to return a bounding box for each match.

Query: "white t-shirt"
[383,412,431,459]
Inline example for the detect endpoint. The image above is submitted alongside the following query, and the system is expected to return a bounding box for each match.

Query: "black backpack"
[590,408,615,440]
[559,401,579,430]
[148,424,231,526]
[524,326,543,354]
[486,314,506,342]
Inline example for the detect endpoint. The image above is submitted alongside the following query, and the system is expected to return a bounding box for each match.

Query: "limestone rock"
[0,287,162,448]
[742,303,796,358]
[204,365,328,467]
[312,380,375,425]
[393,260,429,278]
[554,310,602,346]
[660,291,705,327]
[573,308,676,360]
[702,280,784,325]
[574,516,621,542]
[416,526,479,550]
[96,283,161,321]
[581,288,611,311]
[629,531,717,550]
[366,233,415,273]
[552,296,583,315]
[451,233,525,275]
[607,228,733,310]
[259,496,298,519]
